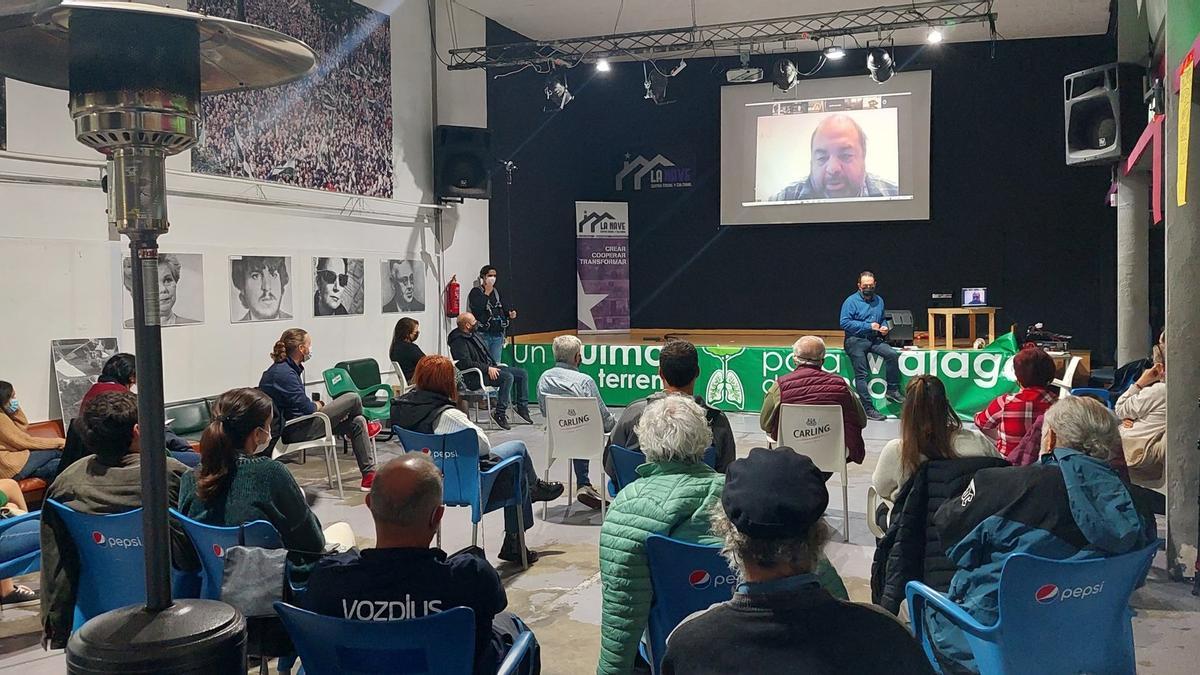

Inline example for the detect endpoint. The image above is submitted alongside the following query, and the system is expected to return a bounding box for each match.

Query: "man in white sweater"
[1115,346,1166,485]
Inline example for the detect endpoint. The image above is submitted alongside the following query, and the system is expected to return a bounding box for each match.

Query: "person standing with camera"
[469,265,517,364]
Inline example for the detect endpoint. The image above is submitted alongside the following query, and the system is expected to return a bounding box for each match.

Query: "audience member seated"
[598,396,726,674]
[39,391,197,648]
[0,478,38,608]
[178,388,354,577]
[605,339,735,475]
[447,313,533,430]
[1115,340,1166,486]
[973,344,1057,459]
[389,317,425,382]
[869,378,1008,613]
[928,397,1157,673]
[663,448,933,675]
[760,335,867,465]
[303,454,542,675]
[873,375,1002,502]
[0,380,65,483]
[60,353,199,474]
[259,328,376,491]
[391,355,562,563]
[535,335,614,510]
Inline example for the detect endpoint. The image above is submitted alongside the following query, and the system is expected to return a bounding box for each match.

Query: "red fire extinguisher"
[445,275,460,317]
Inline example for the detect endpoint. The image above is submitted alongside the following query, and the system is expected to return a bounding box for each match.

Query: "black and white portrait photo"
[313,256,365,316]
[229,255,293,323]
[381,259,425,313]
[51,337,119,422]
[122,253,204,328]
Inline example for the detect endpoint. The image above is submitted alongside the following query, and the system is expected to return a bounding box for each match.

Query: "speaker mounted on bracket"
[434,125,492,200]
[1064,63,1147,166]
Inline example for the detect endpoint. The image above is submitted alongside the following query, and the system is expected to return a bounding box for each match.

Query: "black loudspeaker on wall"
[435,125,492,199]
[1064,63,1147,166]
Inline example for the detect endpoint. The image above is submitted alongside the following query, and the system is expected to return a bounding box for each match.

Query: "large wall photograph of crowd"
[189,0,393,198]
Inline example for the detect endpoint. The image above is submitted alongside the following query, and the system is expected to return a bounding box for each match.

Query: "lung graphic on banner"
[576,201,630,333]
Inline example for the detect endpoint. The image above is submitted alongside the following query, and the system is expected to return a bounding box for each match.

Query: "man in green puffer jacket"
[598,395,725,675]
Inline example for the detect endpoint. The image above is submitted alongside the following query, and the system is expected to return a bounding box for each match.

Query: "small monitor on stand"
[962,287,988,307]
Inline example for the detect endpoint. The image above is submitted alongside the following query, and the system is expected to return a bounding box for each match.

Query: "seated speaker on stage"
[605,339,736,476]
[839,270,903,421]
[760,336,867,466]
[535,335,614,510]
[447,313,532,431]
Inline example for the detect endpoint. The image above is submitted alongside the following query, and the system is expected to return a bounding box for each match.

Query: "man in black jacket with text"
[448,313,532,430]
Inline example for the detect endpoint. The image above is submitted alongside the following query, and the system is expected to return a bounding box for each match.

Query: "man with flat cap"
[662,447,933,675]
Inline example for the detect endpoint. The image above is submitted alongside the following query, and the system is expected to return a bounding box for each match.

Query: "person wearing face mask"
[0,380,65,482]
[388,317,425,382]
[468,265,518,365]
[40,391,198,648]
[178,388,355,579]
[839,270,903,421]
[259,328,378,491]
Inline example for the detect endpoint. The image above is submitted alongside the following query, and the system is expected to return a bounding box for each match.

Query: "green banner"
[511,333,1020,418]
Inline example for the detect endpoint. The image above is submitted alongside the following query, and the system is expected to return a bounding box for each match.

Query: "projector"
[726,67,763,84]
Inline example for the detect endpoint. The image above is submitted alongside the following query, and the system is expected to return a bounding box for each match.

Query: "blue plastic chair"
[906,542,1158,675]
[45,500,197,629]
[170,509,283,601]
[274,602,534,675]
[1070,387,1114,409]
[393,427,530,569]
[643,534,735,674]
[609,445,718,494]
[0,511,41,579]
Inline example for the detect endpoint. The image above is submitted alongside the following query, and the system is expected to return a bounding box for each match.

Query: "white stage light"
[823,45,846,60]
[927,28,944,44]
[596,58,611,72]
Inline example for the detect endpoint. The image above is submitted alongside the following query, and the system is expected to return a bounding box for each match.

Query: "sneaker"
[530,478,565,502]
[865,408,887,422]
[366,420,383,437]
[514,407,534,425]
[360,471,376,492]
[499,534,540,564]
[576,484,604,510]
[491,412,512,431]
[0,584,39,607]
[885,390,905,404]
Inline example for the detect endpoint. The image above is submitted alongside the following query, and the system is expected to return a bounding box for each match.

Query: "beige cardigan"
[0,409,65,479]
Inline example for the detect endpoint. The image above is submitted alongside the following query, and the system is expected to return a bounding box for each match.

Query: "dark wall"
[486,24,1119,363]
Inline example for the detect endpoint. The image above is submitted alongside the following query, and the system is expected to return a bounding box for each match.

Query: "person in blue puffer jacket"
[928,396,1157,673]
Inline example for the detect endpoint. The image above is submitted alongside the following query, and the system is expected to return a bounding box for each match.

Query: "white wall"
[0,0,490,421]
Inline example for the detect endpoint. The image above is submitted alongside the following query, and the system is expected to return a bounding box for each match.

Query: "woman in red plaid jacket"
[973,345,1058,459]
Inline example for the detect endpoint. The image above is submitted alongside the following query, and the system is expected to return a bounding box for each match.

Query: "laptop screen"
[962,287,987,307]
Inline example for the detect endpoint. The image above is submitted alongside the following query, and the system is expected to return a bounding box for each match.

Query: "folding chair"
[543,395,608,520]
[778,404,850,542]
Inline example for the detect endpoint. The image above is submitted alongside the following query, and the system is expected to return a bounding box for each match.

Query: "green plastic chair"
[322,366,391,425]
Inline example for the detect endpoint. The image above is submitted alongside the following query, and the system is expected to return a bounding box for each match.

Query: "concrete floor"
[1,412,1197,673]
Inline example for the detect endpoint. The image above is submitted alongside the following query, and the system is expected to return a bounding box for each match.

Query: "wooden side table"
[926,307,1000,349]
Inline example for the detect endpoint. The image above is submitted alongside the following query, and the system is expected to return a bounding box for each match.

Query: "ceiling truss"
[446,1,996,70]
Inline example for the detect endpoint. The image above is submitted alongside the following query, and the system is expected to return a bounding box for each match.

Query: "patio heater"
[0,1,314,671]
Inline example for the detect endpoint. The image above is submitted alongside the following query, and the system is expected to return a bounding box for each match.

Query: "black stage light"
[867,47,894,84]
[770,58,799,91]
[544,71,573,111]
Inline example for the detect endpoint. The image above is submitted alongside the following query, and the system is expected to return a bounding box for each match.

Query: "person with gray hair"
[597,396,725,675]
[122,253,199,327]
[760,335,868,464]
[302,453,542,675]
[535,334,615,509]
[663,448,930,675]
[927,395,1156,672]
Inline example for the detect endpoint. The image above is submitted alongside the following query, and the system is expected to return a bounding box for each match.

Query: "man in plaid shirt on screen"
[974,346,1058,459]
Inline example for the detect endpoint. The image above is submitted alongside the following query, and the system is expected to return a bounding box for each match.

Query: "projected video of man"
[770,114,899,200]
